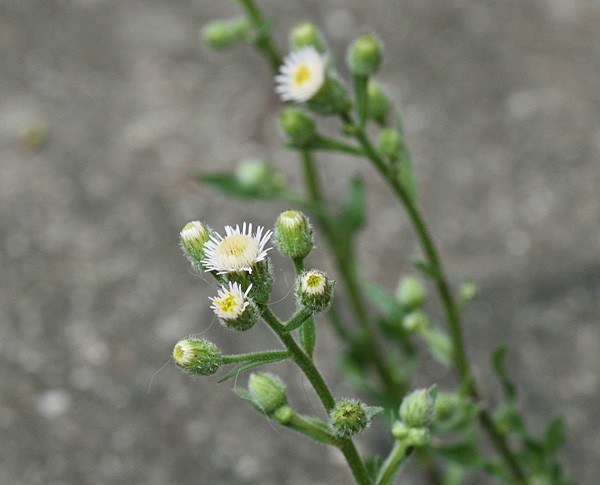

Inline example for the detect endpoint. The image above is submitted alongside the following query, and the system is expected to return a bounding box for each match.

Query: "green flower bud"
[391,420,411,440]
[329,399,369,438]
[346,34,382,76]
[434,392,460,422]
[248,372,287,414]
[399,388,436,428]
[235,159,285,195]
[402,310,429,333]
[391,421,431,446]
[290,22,326,52]
[297,269,335,314]
[274,210,314,260]
[273,405,294,424]
[180,221,212,270]
[173,338,222,376]
[307,73,352,116]
[378,127,402,161]
[279,107,316,146]
[367,80,392,122]
[396,275,427,308]
[201,17,249,49]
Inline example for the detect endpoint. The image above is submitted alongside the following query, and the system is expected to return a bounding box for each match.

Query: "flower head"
[172,338,222,376]
[210,281,251,320]
[202,222,272,274]
[180,221,212,269]
[297,269,335,314]
[275,47,326,103]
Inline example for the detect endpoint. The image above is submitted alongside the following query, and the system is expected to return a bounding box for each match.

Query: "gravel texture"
[1,0,599,483]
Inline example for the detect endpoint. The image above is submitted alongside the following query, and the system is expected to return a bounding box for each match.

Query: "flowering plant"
[171,2,572,483]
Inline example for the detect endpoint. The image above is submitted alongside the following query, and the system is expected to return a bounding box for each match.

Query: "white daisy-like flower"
[209,282,252,320]
[202,222,272,274]
[275,47,326,102]
[300,270,327,296]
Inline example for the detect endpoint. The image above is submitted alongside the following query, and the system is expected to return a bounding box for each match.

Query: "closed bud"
[273,405,294,424]
[274,210,314,260]
[290,22,326,52]
[391,421,431,446]
[346,34,382,76]
[378,127,402,161]
[201,18,249,49]
[236,159,285,194]
[396,275,427,308]
[248,372,287,414]
[402,310,429,333]
[367,80,392,122]
[297,269,335,314]
[329,399,369,438]
[173,338,222,376]
[180,221,212,270]
[434,392,460,422]
[279,107,316,146]
[399,388,436,428]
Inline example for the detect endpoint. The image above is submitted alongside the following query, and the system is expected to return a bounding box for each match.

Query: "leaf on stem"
[218,353,289,383]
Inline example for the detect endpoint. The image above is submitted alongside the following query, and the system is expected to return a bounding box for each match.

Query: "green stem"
[347,113,528,484]
[258,303,371,484]
[376,441,411,485]
[282,307,314,332]
[236,0,282,72]
[222,350,290,364]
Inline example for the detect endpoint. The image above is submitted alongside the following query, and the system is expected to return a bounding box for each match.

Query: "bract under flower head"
[210,281,252,320]
[202,222,272,274]
[275,47,326,103]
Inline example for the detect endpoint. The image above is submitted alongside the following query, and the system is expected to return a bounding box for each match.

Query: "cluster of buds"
[392,387,437,447]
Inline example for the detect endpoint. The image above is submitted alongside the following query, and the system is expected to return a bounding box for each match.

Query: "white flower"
[202,222,272,274]
[210,282,252,320]
[300,270,327,296]
[275,47,326,102]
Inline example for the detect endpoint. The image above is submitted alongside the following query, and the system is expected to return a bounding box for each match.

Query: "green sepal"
[233,386,263,413]
[218,352,289,383]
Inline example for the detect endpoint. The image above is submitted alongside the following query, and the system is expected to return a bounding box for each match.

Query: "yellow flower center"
[216,293,237,313]
[293,64,311,86]
[215,234,259,270]
[306,274,324,288]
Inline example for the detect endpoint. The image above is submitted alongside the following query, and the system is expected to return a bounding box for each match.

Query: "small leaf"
[338,177,366,236]
[196,170,286,201]
[491,346,517,403]
[394,110,418,200]
[544,416,566,454]
[412,259,440,281]
[299,318,316,358]
[233,387,263,413]
[218,353,289,383]
[433,441,486,467]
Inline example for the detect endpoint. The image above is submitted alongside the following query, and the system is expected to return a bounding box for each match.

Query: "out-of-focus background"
[1,0,599,483]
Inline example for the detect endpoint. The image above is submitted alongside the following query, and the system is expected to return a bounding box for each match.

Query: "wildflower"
[275,47,326,103]
[210,281,258,331]
[202,222,272,274]
[297,269,335,313]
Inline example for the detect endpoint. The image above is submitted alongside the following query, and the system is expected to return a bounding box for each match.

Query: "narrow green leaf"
[338,176,366,236]
[491,346,517,403]
[299,318,316,358]
[544,416,566,454]
[433,441,486,467]
[196,170,287,201]
[218,353,288,383]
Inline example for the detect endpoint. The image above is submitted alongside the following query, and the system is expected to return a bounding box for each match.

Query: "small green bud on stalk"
[273,405,294,424]
[329,399,369,438]
[173,338,222,376]
[396,275,427,308]
[392,421,431,446]
[402,310,429,333]
[367,80,392,122]
[279,108,316,147]
[248,372,287,414]
[290,22,326,52]
[399,388,436,428]
[274,210,314,260]
[346,34,382,76]
[236,159,285,194]
[378,127,402,161]
[180,221,212,270]
[201,18,249,49]
[297,269,335,314]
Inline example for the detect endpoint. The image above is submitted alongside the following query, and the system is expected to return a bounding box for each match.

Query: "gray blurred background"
[1,0,599,483]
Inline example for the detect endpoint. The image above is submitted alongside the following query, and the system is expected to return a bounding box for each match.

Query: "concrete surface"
[1,0,598,483]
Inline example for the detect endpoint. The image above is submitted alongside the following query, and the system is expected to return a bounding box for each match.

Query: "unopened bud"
[329,399,369,438]
[378,127,402,161]
[396,275,427,308]
[172,338,222,376]
[202,18,249,49]
[399,388,436,428]
[290,22,326,52]
[274,210,314,260]
[346,34,382,76]
[297,269,335,314]
[273,405,294,424]
[279,107,316,146]
[367,80,392,122]
[402,310,429,333]
[180,221,212,269]
[248,372,287,414]
[434,392,460,422]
